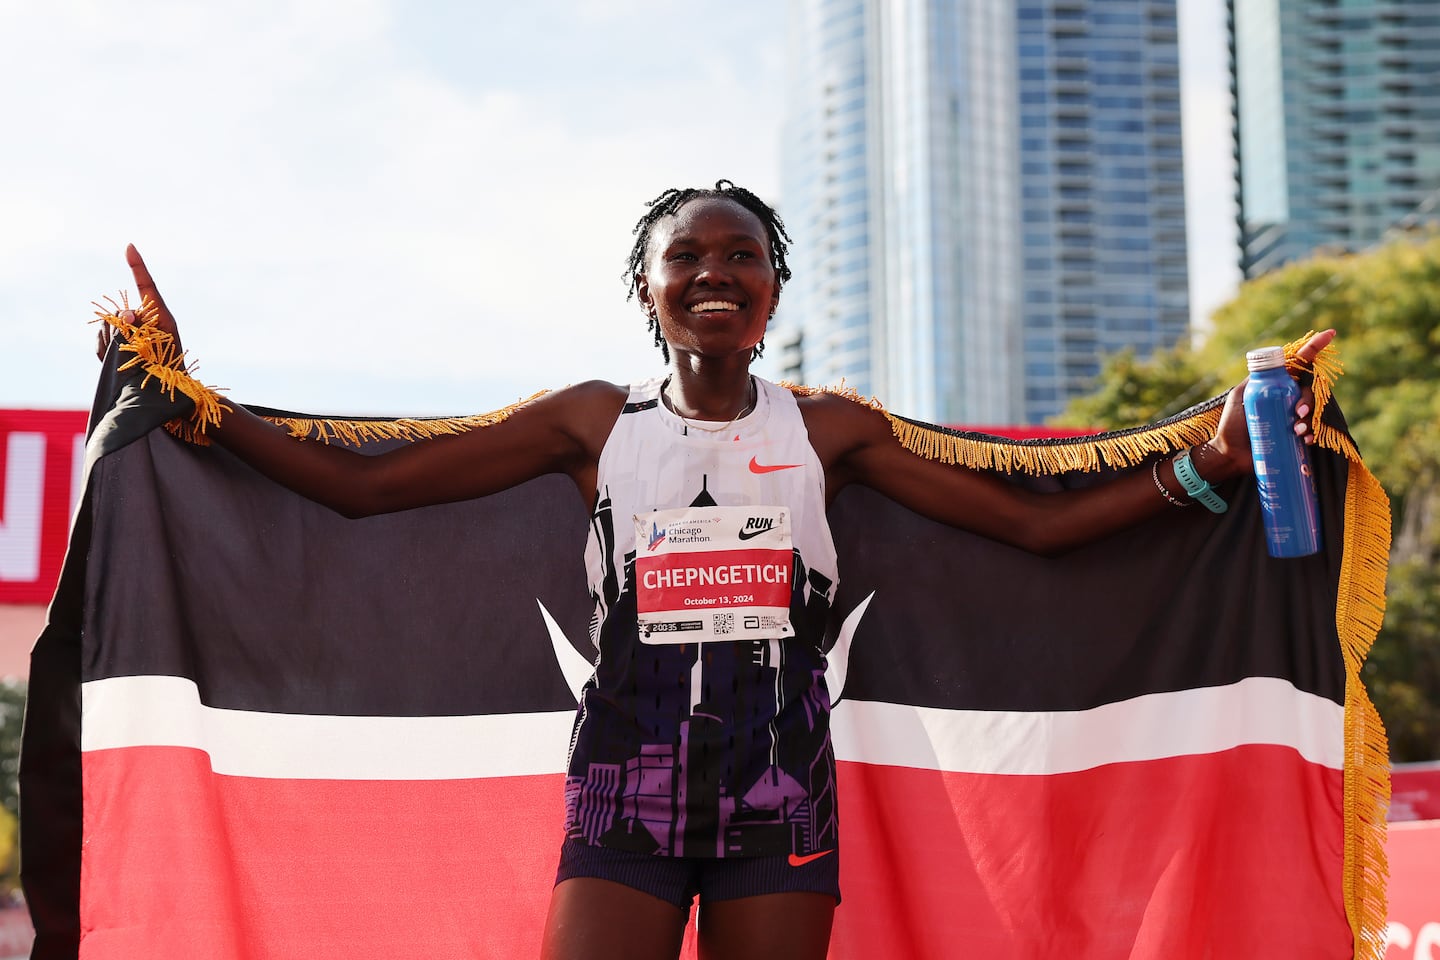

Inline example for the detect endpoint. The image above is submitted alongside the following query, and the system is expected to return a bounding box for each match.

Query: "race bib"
[634,506,795,643]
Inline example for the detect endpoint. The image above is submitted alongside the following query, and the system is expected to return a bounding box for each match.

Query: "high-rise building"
[1231,0,1440,279]
[779,0,1190,425]
[778,0,878,401]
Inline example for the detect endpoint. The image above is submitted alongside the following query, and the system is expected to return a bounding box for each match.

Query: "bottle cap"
[1246,346,1287,372]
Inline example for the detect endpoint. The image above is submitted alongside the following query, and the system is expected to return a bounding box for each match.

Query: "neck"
[664,362,755,422]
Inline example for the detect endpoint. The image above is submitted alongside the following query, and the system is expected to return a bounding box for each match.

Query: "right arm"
[204,384,623,518]
[113,245,624,517]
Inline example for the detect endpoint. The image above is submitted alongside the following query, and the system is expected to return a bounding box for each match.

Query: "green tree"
[1056,231,1440,762]
[0,681,21,817]
[0,680,24,895]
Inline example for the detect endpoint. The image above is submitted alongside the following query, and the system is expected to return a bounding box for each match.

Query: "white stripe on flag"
[82,675,575,779]
[833,675,1345,773]
[81,674,1344,779]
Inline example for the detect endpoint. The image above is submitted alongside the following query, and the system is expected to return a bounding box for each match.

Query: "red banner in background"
[0,410,88,605]
[1391,761,1440,823]
[1385,820,1440,959]
[1387,764,1440,958]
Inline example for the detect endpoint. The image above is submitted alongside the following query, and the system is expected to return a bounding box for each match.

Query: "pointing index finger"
[125,243,168,317]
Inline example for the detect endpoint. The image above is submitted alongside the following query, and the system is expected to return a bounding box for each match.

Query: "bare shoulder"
[544,379,629,411]
[795,389,894,471]
[525,379,628,454]
[795,389,892,433]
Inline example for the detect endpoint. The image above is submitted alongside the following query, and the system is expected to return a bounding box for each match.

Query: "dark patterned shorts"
[554,838,841,910]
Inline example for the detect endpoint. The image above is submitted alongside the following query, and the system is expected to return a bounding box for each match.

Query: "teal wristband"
[1172,449,1228,514]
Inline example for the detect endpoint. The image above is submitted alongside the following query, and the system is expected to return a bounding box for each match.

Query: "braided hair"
[625,180,793,362]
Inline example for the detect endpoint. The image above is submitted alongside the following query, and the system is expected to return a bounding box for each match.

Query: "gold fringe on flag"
[260,396,550,445]
[89,315,1338,472]
[92,299,546,445]
[93,297,231,444]
[1336,462,1392,960]
[1300,324,1388,960]
[782,380,1222,474]
[790,334,1343,476]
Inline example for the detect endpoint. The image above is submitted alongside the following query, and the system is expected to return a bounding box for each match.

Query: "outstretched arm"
[801,330,1335,557]
[110,246,624,517]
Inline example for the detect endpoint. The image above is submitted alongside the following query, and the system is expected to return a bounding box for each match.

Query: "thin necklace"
[663,376,756,435]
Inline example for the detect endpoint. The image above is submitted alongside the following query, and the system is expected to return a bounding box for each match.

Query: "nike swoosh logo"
[737,527,772,541]
[749,456,802,474]
[787,850,834,868]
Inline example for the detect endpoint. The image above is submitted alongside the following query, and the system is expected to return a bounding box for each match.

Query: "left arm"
[801,330,1334,557]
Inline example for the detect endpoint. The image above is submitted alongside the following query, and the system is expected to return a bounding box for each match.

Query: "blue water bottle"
[1243,346,1321,557]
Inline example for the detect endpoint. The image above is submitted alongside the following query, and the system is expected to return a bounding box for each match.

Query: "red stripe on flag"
[82,745,1351,958]
[835,745,1352,958]
[82,748,566,960]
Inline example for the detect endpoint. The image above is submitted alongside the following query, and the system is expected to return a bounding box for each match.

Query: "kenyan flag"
[21,348,1389,958]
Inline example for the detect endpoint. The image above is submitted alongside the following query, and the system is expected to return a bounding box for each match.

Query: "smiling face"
[635,196,780,364]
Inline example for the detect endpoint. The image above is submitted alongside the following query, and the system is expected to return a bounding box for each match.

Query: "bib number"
[634,506,795,643]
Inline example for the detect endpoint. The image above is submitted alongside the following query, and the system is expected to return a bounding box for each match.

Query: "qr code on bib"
[713,613,735,635]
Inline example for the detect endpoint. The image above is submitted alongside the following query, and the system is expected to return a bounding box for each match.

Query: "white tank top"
[584,375,838,634]
[565,375,842,859]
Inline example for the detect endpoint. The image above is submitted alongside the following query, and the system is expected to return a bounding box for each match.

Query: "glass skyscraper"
[779,0,877,403]
[779,0,1190,425]
[1231,0,1440,278]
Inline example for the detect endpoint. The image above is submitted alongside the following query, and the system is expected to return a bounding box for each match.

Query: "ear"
[636,274,655,315]
[768,288,780,319]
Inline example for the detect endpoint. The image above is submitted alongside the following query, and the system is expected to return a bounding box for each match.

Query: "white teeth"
[692,301,741,312]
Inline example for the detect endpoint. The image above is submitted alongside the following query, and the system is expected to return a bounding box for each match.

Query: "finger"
[1294,395,1316,443]
[126,244,170,319]
[1294,328,1336,365]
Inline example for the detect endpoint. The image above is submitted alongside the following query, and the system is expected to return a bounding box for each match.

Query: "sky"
[1,0,1239,416]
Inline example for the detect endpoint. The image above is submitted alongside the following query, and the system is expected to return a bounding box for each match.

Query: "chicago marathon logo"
[648,521,666,551]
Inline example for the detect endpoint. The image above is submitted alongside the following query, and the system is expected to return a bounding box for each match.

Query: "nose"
[693,254,734,285]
